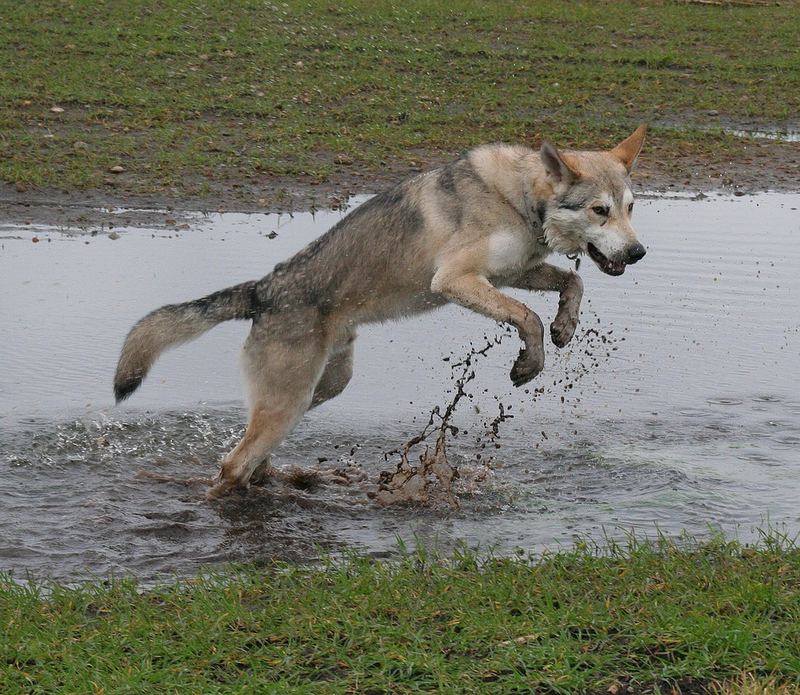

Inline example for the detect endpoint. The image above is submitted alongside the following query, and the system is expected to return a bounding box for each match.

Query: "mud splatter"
[371,313,629,507]
[279,463,368,491]
[374,334,507,508]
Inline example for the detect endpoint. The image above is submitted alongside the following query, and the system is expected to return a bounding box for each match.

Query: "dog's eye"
[591,205,609,217]
[628,202,634,214]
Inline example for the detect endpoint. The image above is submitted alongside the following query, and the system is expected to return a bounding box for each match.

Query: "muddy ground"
[1,139,797,230]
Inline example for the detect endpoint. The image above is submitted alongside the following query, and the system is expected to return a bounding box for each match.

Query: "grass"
[2,534,800,693]
[1,0,799,201]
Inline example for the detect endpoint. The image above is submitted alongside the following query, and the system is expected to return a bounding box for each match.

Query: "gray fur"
[114,280,260,401]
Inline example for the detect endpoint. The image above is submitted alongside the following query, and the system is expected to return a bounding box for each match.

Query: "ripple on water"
[706,397,744,406]
[736,450,780,466]
[2,396,800,582]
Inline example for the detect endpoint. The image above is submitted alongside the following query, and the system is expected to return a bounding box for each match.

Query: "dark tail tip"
[114,376,143,403]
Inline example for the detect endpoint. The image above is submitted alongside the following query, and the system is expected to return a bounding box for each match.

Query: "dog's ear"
[540,142,581,183]
[610,124,647,173]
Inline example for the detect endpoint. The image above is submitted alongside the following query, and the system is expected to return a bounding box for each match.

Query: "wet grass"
[2,534,799,693]
[1,0,799,201]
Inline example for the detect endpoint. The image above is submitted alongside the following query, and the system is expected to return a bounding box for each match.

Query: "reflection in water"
[1,192,799,581]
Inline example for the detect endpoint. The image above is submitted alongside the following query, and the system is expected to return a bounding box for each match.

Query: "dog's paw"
[249,461,274,487]
[550,311,578,348]
[510,347,544,387]
[206,476,243,500]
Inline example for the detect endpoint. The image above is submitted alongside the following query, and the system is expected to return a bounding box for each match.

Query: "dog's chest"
[485,228,540,275]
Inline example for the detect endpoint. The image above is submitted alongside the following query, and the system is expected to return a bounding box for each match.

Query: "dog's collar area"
[566,252,581,271]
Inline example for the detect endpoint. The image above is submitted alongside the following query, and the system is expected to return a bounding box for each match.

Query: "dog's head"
[540,125,647,276]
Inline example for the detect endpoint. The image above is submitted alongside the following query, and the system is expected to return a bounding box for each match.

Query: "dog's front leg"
[512,263,583,348]
[431,271,544,386]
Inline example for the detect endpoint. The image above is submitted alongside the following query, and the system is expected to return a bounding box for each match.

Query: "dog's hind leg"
[247,331,355,489]
[208,313,330,498]
[248,332,355,485]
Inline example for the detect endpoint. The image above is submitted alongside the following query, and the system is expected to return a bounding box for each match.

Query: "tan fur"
[610,123,647,172]
[114,127,648,497]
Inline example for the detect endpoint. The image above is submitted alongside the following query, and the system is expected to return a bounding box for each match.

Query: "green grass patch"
[1,1,798,199]
[2,534,800,693]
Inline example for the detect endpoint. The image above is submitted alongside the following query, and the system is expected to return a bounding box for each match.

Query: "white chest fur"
[485,228,538,276]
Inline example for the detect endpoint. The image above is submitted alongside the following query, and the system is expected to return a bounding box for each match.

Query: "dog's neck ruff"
[522,185,581,270]
[522,186,549,248]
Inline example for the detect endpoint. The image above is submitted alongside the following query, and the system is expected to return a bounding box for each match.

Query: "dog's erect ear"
[540,141,581,183]
[610,124,647,173]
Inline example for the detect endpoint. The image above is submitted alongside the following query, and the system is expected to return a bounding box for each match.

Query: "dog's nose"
[626,243,647,264]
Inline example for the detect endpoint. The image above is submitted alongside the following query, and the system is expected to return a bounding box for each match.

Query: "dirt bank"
[1,138,797,231]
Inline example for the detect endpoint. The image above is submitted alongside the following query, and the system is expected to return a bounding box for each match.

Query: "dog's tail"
[114,280,260,403]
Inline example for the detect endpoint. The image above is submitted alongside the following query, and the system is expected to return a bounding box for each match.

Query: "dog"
[114,125,648,497]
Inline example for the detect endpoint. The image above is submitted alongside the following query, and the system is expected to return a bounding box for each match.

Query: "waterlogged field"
[3,3,800,690]
[0,192,799,583]
[1,0,799,204]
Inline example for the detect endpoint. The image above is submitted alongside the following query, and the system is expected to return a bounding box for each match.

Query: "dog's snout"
[626,243,647,264]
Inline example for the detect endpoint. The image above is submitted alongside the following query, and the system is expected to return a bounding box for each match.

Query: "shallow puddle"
[1,192,799,582]
[726,128,800,143]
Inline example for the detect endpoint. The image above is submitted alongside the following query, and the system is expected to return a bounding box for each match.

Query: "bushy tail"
[113,280,260,402]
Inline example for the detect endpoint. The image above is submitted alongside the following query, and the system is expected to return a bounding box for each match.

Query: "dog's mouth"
[587,243,626,276]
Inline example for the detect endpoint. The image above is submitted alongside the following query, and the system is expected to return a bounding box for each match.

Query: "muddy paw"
[249,463,274,487]
[510,347,544,387]
[551,312,578,348]
[206,476,242,500]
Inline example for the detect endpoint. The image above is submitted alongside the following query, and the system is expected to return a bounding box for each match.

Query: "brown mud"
[1,137,797,230]
[373,317,626,509]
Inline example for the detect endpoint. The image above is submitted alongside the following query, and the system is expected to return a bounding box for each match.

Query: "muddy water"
[1,193,799,582]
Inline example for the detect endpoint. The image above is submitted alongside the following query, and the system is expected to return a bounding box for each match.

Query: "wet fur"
[114,126,647,496]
